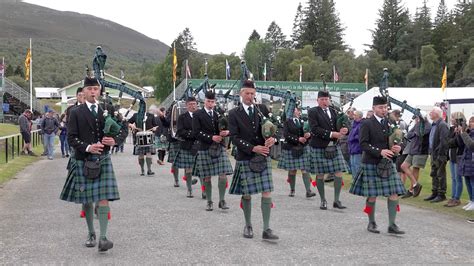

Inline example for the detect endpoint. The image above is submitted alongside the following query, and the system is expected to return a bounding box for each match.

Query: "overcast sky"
[24,0,457,56]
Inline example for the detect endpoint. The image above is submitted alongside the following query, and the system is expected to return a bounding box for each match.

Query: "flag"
[172,45,177,83]
[333,65,339,83]
[185,59,192,79]
[299,64,302,83]
[25,48,31,81]
[441,66,447,92]
[263,63,267,81]
[225,59,231,80]
[364,68,369,90]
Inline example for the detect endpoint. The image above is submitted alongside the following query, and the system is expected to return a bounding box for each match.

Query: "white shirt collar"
[241,103,254,115]
[85,100,99,110]
[374,114,384,123]
[188,111,193,118]
[204,107,213,114]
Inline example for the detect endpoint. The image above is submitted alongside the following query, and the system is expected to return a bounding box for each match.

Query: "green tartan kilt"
[193,147,233,177]
[349,163,406,197]
[133,145,156,155]
[229,157,273,195]
[277,147,308,170]
[60,156,77,202]
[62,156,120,204]
[305,146,348,174]
[173,149,196,169]
[154,136,168,150]
[167,141,180,163]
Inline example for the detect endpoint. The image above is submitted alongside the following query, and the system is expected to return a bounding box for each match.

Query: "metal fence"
[0,129,42,164]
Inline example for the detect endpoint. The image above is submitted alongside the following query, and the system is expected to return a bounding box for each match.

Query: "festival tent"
[344,87,474,122]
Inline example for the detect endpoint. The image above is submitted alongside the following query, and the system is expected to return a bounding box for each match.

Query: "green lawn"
[0,123,43,185]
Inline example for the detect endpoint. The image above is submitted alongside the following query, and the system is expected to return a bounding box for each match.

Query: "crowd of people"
[13,76,472,253]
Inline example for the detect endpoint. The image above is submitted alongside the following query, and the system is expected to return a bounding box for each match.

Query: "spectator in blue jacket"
[348,110,363,179]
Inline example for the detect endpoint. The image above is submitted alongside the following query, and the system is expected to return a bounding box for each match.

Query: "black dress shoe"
[243,225,254,239]
[306,191,316,198]
[401,190,413,199]
[388,224,405,235]
[262,228,279,241]
[289,190,295,197]
[218,200,229,209]
[325,175,335,182]
[430,195,447,203]
[320,200,328,210]
[85,233,96,247]
[98,238,114,252]
[140,171,145,176]
[147,170,155,176]
[174,181,180,187]
[333,201,347,209]
[424,193,437,201]
[192,179,198,185]
[187,191,194,198]
[412,183,423,197]
[206,201,213,211]
[367,222,380,234]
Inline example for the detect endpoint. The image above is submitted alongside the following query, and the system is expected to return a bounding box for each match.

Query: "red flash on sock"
[342,180,345,187]
[286,178,291,184]
[271,203,275,208]
[80,210,85,218]
[363,206,373,215]
[201,185,206,192]
[108,212,111,220]
[182,176,187,181]
[226,181,229,189]
[312,180,317,187]
[170,168,174,174]
[240,201,243,209]
[396,205,400,212]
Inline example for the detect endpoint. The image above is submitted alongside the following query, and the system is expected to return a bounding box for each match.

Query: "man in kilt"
[154,107,168,165]
[349,96,406,234]
[164,107,182,187]
[193,91,233,211]
[228,80,279,241]
[175,97,200,198]
[62,77,122,252]
[129,106,159,176]
[306,90,349,210]
[277,107,316,198]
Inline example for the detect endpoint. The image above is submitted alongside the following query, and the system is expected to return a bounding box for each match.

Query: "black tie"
[324,109,330,119]
[248,106,254,117]
[295,119,300,127]
[208,111,213,117]
[90,104,97,117]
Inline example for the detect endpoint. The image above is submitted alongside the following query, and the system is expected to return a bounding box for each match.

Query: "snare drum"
[135,131,154,146]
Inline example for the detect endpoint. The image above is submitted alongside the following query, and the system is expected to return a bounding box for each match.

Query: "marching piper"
[306,90,349,210]
[228,80,279,241]
[277,107,316,198]
[349,96,406,234]
[192,91,233,211]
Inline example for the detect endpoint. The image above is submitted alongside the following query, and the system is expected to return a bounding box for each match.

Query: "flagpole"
[173,42,176,101]
[333,65,336,84]
[29,38,33,110]
[365,68,369,91]
[444,66,448,101]
[299,64,302,83]
[185,59,188,92]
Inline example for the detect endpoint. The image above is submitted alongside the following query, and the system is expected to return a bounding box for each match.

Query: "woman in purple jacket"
[348,110,364,179]
[456,116,474,223]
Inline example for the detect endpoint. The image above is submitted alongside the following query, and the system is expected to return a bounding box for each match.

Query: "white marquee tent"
[344,87,474,122]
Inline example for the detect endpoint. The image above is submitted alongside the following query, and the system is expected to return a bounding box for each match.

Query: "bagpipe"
[378,68,423,155]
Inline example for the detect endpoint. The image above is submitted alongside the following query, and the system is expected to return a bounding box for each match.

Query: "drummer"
[129,105,159,176]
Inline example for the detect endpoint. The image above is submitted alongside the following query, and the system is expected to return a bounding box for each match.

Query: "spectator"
[445,112,466,207]
[18,109,35,156]
[58,113,69,158]
[390,110,408,183]
[41,109,59,160]
[424,107,449,203]
[366,110,374,119]
[456,116,474,216]
[401,115,431,198]
[348,110,363,179]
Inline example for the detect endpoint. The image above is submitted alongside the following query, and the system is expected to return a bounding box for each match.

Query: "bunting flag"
[299,64,302,83]
[263,63,267,81]
[225,59,231,80]
[25,48,31,81]
[172,44,177,83]
[333,65,339,83]
[441,66,447,92]
[185,59,192,79]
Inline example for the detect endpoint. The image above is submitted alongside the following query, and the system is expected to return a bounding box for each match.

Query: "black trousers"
[430,159,447,195]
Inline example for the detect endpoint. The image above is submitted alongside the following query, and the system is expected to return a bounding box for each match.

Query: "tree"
[264,21,288,66]
[273,49,296,81]
[248,30,261,41]
[371,0,410,61]
[291,2,305,49]
[5,64,14,76]
[14,65,24,78]
[406,45,441,87]
[301,0,345,60]
[462,48,474,78]
[434,0,448,26]
[154,54,173,101]
[402,1,432,67]
[242,39,272,80]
